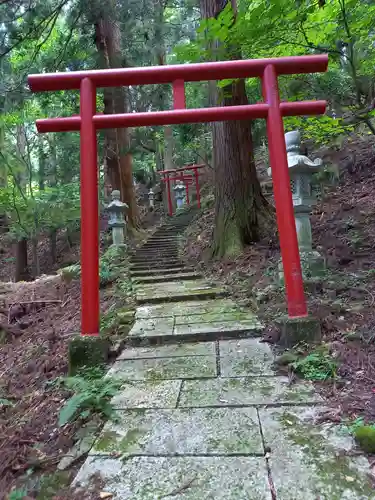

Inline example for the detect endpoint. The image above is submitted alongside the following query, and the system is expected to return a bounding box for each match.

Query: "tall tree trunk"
[38,135,46,191]
[200,0,270,258]
[0,125,8,232]
[48,136,57,264]
[94,6,139,229]
[154,0,176,213]
[15,238,29,281]
[14,124,30,280]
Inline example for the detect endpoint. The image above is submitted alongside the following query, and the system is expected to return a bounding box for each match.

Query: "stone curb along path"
[74,211,375,499]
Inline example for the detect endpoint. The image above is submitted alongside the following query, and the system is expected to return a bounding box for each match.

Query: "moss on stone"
[274,352,299,366]
[278,411,375,497]
[68,336,110,376]
[36,471,71,499]
[275,315,321,347]
[354,426,375,453]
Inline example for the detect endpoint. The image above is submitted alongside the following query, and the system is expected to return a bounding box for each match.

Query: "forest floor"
[181,135,375,427]
[0,204,161,498]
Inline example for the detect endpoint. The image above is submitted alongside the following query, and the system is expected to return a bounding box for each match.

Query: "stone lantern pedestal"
[268,130,326,280]
[174,180,186,211]
[105,190,128,247]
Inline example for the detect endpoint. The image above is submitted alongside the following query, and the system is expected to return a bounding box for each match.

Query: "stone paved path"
[74,213,375,499]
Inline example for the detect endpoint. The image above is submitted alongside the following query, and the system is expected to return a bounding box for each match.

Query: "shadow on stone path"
[74,212,375,499]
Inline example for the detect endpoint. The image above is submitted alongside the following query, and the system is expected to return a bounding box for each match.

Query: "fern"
[291,351,338,381]
[9,490,28,500]
[58,371,122,427]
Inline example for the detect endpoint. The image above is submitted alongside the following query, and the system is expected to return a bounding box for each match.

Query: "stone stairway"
[73,213,375,499]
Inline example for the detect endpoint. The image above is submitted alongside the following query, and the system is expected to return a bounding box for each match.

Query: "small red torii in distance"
[28,54,328,335]
[159,163,205,215]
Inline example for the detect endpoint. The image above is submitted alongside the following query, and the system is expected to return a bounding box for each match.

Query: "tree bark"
[153,0,177,213]
[15,238,29,282]
[94,8,139,229]
[200,0,270,258]
[14,124,31,280]
[0,125,8,231]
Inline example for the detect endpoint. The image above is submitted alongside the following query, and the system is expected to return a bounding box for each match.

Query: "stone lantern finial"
[105,190,128,247]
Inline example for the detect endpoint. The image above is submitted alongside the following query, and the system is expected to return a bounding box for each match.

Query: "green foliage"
[0,398,14,407]
[56,366,122,427]
[8,490,28,500]
[0,182,80,241]
[284,116,354,146]
[291,349,338,381]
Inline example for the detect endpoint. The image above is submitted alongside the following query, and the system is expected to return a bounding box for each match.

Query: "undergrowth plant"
[291,348,338,381]
[8,489,28,500]
[56,365,122,427]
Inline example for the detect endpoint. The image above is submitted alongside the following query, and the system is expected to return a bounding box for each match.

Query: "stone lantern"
[105,190,128,247]
[148,188,155,211]
[269,130,326,278]
[174,180,186,209]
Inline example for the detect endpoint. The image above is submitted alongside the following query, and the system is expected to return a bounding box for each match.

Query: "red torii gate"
[160,163,205,215]
[28,54,328,335]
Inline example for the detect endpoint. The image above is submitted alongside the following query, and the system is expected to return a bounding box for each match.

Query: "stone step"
[133,251,179,257]
[132,256,179,262]
[141,240,177,245]
[132,272,202,284]
[131,249,178,255]
[135,280,227,305]
[130,263,184,272]
[130,267,191,277]
[130,259,181,267]
[127,313,262,345]
[138,248,177,253]
[145,238,177,242]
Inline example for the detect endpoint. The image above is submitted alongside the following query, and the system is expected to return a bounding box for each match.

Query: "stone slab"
[106,355,217,381]
[74,456,271,499]
[259,406,375,499]
[219,339,275,376]
[112,380,181,409]
[174,310,258,325]
[130,263,183,272]
[174,320,263,336]
[137,279,218,292]
[135,299,238,319]
[133,272,201,284]
[136,287,226,304]
[130,267,189,277]
[128,318,174,338]
[119,342,216,360]
[90,407,263,456]
[179,376,322,407]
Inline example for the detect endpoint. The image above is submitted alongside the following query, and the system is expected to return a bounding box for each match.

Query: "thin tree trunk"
[14,124,31,280]
[48,136,58,264]
[31,237,40,277]
[0,125,7,231]
[200,0,270,257]
[94,8,140,229]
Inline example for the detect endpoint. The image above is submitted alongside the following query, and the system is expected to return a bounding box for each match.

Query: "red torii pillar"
[28,54,328,333]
